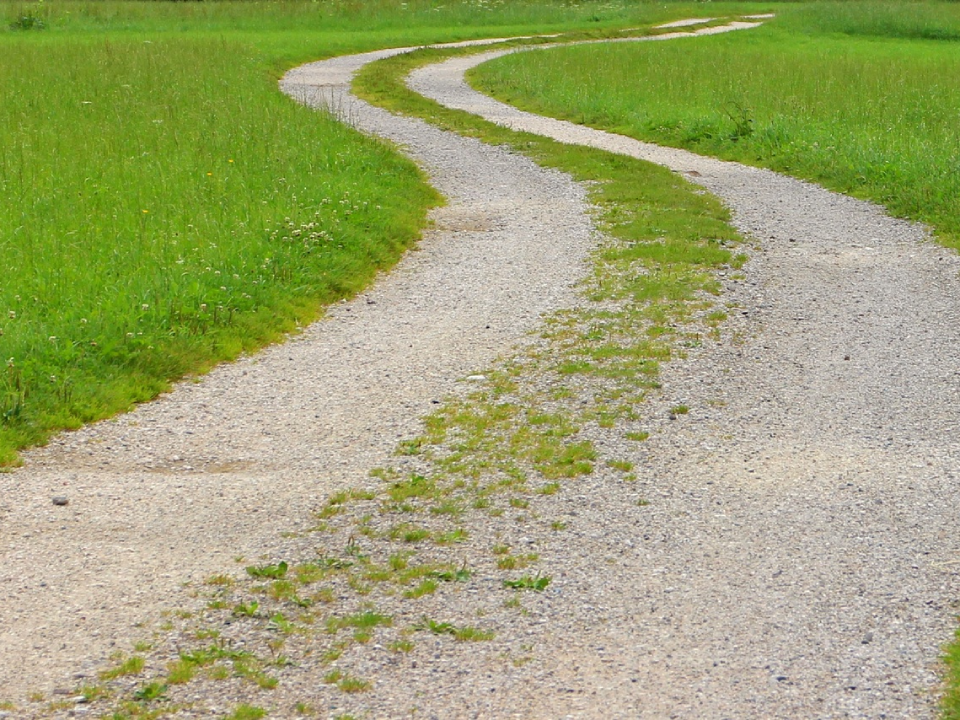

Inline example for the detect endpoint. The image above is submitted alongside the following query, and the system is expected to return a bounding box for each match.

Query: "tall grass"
[0,36,438,463]
[471,2,960,246]
[3,0,678,34]
[784,0,960,41]
[1,1,718,69]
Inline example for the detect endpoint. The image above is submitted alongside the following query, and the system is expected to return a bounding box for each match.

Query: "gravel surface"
[4,19,960,720]
[0,40,596,705]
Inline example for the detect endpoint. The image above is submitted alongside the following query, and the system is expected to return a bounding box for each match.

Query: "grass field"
[472,1,960,248]
[0,0,743,466]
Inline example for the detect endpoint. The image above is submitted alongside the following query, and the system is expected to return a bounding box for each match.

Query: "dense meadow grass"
[0,0,751,465]
[472,1,960,248]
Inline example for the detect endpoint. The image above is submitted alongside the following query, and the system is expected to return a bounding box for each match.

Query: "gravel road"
[3,19,959,719]
[401,41,960,718]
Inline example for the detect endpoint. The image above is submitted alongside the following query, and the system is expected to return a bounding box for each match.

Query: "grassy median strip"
[32,28,756,717]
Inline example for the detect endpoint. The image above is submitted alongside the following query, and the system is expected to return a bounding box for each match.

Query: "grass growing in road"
[471,1,960,248]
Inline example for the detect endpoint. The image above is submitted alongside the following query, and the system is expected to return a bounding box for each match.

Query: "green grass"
[943,627,960,718]
[225,706,266,720]
[99,655,145,680]
[785,0,960,41]
[471,1,960,249]
[1,0,716,68]
[0,33,435,464]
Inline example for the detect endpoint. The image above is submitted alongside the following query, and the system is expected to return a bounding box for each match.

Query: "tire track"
[401,27,960,719]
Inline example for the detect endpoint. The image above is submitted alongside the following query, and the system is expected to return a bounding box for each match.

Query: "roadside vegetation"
[0,0,747,466]
[472,1,960,248]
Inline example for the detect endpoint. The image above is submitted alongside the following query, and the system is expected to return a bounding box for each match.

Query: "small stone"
[52,496,69,506]
[466,375,486,382]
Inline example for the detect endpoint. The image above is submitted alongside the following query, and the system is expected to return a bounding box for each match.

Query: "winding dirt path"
[2,18,959,719]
